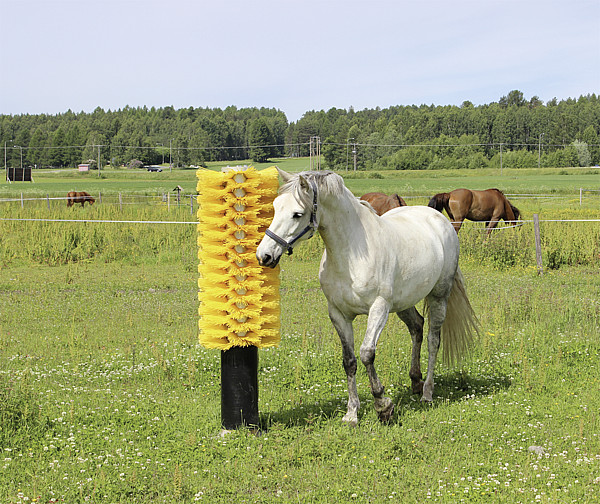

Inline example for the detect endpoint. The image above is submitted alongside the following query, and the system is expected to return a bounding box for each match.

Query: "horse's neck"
[318,192,373,259]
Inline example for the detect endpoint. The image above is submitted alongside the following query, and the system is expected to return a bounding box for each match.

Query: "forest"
[1,90,599,171]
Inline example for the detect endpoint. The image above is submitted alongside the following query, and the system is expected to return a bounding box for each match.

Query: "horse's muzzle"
[256,251,280,269]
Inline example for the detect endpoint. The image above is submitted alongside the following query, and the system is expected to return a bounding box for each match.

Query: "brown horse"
[428,188,520,236]
[66,191,95,207]
[360,192,407,216]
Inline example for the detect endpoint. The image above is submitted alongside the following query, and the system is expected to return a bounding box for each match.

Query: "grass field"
[2,161,600,198]
[0,164,599,503]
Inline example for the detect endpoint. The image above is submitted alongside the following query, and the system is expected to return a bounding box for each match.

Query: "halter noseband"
[264,179,318,255]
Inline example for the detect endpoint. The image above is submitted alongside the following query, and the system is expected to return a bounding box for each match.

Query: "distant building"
[78,164,90,172]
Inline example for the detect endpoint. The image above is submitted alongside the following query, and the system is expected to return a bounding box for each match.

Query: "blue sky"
[1,0,599,122]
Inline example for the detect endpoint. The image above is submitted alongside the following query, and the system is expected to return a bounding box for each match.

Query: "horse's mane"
[279,170,350,205]
[428,192,450,213]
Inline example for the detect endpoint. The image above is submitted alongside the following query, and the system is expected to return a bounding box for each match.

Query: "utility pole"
[309,136,321,170]
[346,138,354,172]
[353,142,357,172]
[538,133,544,169]
[98,145,101,177]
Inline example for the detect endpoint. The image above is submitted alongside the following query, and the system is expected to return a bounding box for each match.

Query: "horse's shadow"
[259,370,512,429]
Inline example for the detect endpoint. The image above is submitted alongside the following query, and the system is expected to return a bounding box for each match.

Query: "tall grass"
[2,196,599,270]
[0,199,196,267]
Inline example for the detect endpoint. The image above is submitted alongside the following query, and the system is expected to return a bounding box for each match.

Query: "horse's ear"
[277,167,294,183]
[298,174,311,193]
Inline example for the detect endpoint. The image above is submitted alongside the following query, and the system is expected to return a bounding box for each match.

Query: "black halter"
[264,179,318,255]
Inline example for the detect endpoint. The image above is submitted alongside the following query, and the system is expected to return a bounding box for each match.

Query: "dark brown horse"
[360,192,407,216]
[428,188,520,236]
[67,191,95,207]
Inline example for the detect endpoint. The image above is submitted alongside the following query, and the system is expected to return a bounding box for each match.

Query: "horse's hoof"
[377,403,395,423]
[375,397,395,423]
[411,380,424,395]
[420,394,433,403]
[342,413,358,427]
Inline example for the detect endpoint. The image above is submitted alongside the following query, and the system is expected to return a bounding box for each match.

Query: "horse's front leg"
[485,219,500,237]
[360,297,394,423]
[328,304,359,426]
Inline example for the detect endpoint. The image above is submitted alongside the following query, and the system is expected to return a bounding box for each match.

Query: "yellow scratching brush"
[197,165,280,429]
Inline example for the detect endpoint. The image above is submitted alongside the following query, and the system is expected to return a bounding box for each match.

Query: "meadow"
[0,163,599,503]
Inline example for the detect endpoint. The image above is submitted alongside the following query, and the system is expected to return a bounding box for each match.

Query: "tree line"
[1,90,599,171]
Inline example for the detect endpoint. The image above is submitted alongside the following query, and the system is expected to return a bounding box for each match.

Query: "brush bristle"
[196,166,280,349]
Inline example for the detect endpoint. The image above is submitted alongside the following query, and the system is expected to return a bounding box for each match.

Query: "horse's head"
[256,168,318,268]
[88,197,96,205]
[510,203,520,221]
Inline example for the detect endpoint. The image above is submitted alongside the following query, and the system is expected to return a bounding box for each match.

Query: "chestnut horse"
[66,191,95,207]
[428,188,520,236]
[360,192,407,216]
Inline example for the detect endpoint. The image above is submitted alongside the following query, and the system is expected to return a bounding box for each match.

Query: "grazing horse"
[66,191,95,207]
[428,188,521,236]
[359,192,407,216]
[256,169,479,426]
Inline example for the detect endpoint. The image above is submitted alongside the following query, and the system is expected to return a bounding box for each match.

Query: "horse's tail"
[428,193,450,214]
[439,267,480,366]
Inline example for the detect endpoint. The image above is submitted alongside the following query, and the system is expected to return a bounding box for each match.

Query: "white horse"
[256,169,479,426]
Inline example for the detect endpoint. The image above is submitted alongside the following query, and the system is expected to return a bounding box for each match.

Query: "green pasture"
[1,160,599,199]
[0,166,599,503]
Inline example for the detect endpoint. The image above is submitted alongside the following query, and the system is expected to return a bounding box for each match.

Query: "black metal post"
[220,345,259,429]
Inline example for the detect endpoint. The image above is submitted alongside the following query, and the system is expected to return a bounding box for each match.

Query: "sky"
[1,0,599,122]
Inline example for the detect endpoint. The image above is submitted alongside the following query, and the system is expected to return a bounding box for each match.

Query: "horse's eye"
[292,212,303,219]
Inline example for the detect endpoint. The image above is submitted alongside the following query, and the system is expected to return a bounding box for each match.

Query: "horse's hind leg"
[485,215,501,237]
[452,219,463,233]
[422,295,449,402]
[328,304,360,426]
[397,307,425,394]
[360,297,394,423]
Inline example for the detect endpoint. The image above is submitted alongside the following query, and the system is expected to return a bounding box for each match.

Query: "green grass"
[0,260,599,503]
[2,161,600,199]
[1,166,599,502]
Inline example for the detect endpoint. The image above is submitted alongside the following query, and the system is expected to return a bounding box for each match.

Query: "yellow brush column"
[197,166,280,429]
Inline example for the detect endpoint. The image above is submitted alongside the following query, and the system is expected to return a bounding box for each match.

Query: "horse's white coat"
[256,170,478,426]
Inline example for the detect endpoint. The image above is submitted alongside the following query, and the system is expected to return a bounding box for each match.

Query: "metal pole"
[533,214,543,276]
[221,346,259,429]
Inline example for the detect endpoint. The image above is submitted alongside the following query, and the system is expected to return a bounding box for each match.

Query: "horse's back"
[360,192,405,216]
[381,205,459,263]
[376,205,459,307]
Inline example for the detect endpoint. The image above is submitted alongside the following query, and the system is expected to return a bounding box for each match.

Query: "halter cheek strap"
[264,179,318,256]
